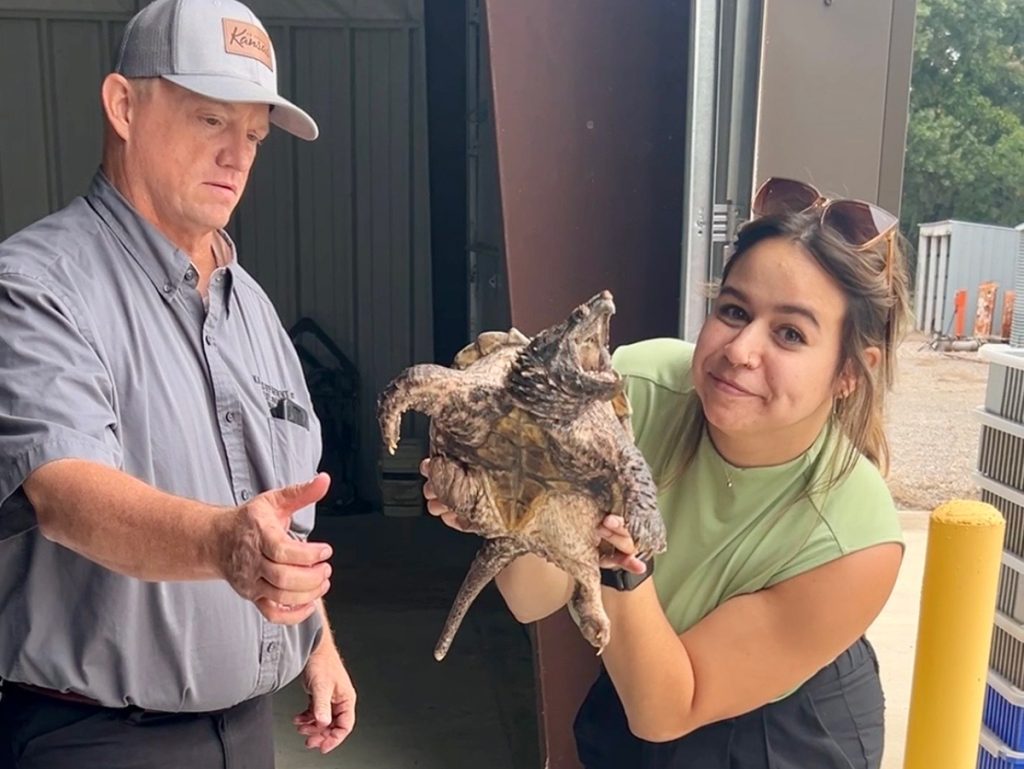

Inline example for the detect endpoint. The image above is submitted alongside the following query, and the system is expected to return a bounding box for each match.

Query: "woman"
[425,178,911,768]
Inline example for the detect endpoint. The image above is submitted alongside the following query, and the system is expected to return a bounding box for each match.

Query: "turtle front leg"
[620,444,667,559]
[377,364,464,454]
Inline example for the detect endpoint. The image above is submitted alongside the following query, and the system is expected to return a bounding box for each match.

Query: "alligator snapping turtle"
[377,290,666,660]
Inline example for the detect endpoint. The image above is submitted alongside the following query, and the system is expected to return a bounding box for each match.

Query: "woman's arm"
[600,538,902,742]
[494,553,574,623]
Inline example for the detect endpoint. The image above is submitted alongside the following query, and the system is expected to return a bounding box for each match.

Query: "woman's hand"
[420,458,469,532]
[597,515,649,575]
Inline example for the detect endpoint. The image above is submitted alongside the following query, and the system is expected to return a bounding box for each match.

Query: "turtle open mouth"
[572,291,616,378]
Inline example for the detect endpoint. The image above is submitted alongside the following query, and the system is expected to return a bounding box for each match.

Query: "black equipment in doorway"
[289,317,363,513]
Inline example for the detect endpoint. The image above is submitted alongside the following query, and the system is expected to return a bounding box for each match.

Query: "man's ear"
[101,74,135,142]
[834,347,882,399]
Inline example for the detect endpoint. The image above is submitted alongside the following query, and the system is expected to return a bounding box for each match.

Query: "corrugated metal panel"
[0,4,131,237]
[0,1,432,507]
[1013,232,1024,346]
[915,220,1019,336]
[227,12,433,506]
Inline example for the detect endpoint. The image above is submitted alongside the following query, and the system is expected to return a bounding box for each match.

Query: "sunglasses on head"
[751,177,899,251]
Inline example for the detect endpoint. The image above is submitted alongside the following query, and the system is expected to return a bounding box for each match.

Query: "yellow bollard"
[903,500,1005,769]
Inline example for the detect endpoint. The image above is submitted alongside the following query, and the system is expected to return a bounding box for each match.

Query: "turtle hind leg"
[434,536,528,661]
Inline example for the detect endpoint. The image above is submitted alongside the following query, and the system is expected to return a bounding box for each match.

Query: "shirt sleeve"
[765,458,904,587]
[0,272,121,539]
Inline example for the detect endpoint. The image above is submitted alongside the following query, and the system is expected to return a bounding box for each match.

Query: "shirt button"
[185,268,197,283]
[162,282,174,293]
[267,642,278,654]
[205,334,214,346]
[240,489,251,501]
[224,411,235,423]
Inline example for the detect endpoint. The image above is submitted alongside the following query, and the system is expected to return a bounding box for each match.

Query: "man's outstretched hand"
[216,473,333,624]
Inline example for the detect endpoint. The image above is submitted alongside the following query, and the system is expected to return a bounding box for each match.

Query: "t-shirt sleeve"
[0,272,121,539]
[612,338,697,486]
[766,458,904,587]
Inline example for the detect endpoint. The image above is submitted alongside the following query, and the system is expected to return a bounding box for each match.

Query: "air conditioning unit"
[1013,225,1024,347]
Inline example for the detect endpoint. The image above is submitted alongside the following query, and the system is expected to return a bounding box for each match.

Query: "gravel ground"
[885,331,991,510]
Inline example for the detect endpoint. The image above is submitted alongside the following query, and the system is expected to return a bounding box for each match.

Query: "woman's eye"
[718,303,748,323]
[778,326,806,345]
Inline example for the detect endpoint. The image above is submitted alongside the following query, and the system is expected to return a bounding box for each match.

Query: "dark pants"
[0,684,275,769]
[575,637,885,769]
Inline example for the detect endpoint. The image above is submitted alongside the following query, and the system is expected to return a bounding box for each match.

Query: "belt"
[7,681,108,708]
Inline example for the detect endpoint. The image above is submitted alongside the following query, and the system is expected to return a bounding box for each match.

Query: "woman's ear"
[835,347,881,399]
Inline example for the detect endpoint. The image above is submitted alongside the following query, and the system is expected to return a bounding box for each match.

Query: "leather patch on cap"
[222,18,273,71]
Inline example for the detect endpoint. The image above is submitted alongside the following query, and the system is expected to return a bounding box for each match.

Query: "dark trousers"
[575,637,885,769]
[0,683,275,769]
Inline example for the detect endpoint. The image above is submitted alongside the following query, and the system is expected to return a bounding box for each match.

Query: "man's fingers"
[256,577,330,608]
[262,528,332,566]
[263,561,331,592]
[319,729,348,753]
[333,703,356,735]
[311,682,333,727]
[265,473,331,522]
[419,457,431,478]
[256,597,319,625]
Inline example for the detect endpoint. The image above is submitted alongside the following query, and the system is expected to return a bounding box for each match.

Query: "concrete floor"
[274,510,931,769]
[870,510,929,769]
[273,513,539,769]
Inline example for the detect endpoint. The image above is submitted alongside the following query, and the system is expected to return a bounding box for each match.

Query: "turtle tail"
[434,537,529,661]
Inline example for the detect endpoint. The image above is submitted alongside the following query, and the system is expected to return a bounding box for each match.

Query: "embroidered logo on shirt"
[222,19,273,71]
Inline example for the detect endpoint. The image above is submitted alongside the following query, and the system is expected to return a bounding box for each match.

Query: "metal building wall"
[754,0,916,215]
[0,1,129,236]
[482,1,689,766]
[0,0,433,506]
[914,220,1020,337]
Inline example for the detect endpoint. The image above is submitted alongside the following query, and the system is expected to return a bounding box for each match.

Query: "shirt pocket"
[268,414,313,488]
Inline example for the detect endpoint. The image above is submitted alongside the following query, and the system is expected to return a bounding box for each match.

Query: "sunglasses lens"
[752,178,820,217]
[823,201,899,247]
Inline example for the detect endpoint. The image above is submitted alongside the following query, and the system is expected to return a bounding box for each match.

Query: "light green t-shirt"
[613,337,904,636]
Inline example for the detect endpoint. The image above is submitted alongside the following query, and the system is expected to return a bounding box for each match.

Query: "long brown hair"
[673,210,911,489]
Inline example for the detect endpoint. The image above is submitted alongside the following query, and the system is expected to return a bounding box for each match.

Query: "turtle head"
[509,290,621,417]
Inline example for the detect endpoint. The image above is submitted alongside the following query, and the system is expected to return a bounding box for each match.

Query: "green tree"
[901,0,1024,245]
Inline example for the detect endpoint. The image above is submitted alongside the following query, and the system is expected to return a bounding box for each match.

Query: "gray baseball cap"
[115,0,318,141]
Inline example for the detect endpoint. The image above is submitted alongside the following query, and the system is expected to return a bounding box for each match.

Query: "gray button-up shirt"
[0,172,324,712]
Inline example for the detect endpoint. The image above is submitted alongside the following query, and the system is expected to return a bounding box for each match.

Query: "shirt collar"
[86,170,236,305]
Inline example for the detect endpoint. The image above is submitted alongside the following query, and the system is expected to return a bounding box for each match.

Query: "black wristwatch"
[600,555,655,591]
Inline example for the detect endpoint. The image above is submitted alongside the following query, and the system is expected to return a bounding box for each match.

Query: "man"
[0,1,355,766]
